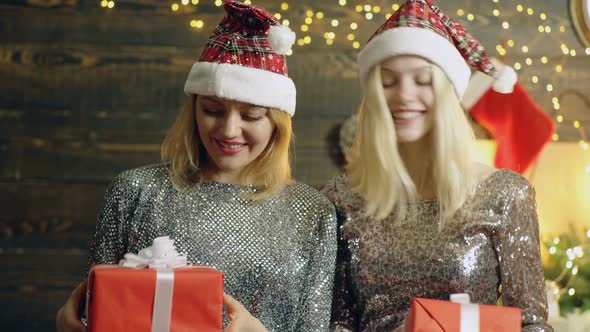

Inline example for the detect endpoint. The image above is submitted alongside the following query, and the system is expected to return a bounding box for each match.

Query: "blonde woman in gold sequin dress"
[56,2,337,332]
[322,1,552,331]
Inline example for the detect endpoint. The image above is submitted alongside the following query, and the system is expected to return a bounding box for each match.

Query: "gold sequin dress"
[88,164,337,331]
[322,169,552,331]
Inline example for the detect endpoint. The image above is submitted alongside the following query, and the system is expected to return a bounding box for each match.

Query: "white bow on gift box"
[120,236,188,269]
[119,236,188,332]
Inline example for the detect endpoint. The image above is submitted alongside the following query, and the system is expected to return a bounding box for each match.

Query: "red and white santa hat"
[184,0,297,115]
[357,0,516,99]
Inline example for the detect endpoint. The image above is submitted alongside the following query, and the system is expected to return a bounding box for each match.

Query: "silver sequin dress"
[322,169,553,331]
[88,164,337,332]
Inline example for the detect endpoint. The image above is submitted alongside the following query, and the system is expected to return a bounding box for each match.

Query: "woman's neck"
[398,135,435,199]
[207,173,241,184]
[202,164,244,185]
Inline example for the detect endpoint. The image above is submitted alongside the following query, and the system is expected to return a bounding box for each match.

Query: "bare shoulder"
[473,161,498,182]
[472,162,497,184]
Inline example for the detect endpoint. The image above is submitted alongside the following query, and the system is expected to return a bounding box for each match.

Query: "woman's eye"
[382,79,397,88]
[203,108,223,116]
[243,114,263,122]
[416,73,432,85]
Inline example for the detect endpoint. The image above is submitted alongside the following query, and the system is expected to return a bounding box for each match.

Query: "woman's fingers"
[56,281,87,332]
[223,293,246,319]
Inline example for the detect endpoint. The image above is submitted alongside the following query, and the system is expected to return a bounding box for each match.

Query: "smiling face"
[380,55,435,143]
[196,96,275,183]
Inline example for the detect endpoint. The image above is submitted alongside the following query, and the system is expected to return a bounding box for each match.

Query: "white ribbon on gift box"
[451,293,480,332]
[460,304,480,332]
[119,236,188,332]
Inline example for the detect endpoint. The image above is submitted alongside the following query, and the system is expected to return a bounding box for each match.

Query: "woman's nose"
[219,111,241,138]
[395,79,416,103]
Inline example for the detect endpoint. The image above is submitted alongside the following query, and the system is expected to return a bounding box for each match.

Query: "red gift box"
[86,264,224,332]
[405,297,522,332]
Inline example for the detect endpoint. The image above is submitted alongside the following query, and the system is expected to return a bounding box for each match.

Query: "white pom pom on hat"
[268,24,296,55]
[492,65,518,94]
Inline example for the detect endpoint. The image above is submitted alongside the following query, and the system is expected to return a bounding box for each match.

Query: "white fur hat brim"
[358,27,471,99]
[184,62,297,115]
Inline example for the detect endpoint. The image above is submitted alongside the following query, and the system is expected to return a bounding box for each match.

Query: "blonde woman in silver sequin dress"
[56,2,337,332]
[323,1,552,331]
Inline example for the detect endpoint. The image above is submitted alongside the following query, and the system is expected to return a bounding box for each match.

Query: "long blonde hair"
[161,95,293,199]
[346,64,475,223]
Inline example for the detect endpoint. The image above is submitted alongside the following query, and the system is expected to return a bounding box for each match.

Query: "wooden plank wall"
[1,0,588,330]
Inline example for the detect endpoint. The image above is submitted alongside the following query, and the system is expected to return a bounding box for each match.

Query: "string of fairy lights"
[99,0,590,175]
[546,231,590,298]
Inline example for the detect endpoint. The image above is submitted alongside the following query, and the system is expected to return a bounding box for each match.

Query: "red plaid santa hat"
[184,0,297,115]
[357,0,517,99]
